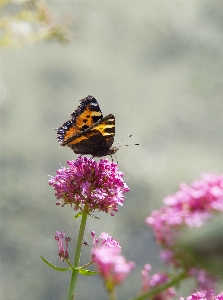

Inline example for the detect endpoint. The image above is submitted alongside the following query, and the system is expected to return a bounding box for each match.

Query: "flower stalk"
[67,205,88,300]
[109,287,117,300]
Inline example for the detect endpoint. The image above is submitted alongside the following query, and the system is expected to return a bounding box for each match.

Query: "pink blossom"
[49,157,130,215]
[146,174,223,247]
[188,269,216,292]
[180,291,223,300]
[91,234,135,287]
[214,292,223,300]
[146,174,222,293]
[91,231,121,249]
[55,231,71,262]
[141,264,176,300]
[159,250,174,265]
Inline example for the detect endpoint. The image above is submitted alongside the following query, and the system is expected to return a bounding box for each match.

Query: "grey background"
[1,1,223,299]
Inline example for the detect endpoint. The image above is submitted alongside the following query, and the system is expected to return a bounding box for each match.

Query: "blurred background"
[1,1,223,299]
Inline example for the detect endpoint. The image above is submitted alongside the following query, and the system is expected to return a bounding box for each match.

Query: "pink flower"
[188,269,216,293]
[146,174,223,247]
[49,157,130,215]
[159,250,174,265]
[91,231,121,249]
[180,290,208,300]
[141,264,176,300]
[214,292,223,300]
[55,231,71,262]
[146,174,221,293]
[180,291,223,300]
[91,232,135,287]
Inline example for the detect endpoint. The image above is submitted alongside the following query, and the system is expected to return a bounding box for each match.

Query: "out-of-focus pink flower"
[214,292,223,300]
[146,174,223,247]
[180,290,223,300]
[159,250,174,265]
[49,157,130,215]
[91,232,134,287]
[141,264,176,300]
[188,269,216,293]
[146,174,222,293]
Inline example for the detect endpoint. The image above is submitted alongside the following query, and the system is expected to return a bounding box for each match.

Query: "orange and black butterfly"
[56,95,118,157]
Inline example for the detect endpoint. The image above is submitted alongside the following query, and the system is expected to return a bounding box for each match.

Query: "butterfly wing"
[64,114,116,157]
[57,95,103,144]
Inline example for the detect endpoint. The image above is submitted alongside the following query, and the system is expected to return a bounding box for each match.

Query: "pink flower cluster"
[146,174,223,292]
[141,264,176,300]
[146,173,223,247]
[91,232,135,287]
[180,291,223,300]
[49,157,130,215]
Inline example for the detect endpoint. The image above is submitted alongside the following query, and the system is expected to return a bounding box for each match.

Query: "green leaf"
[78,269,97,276]
[41,256,72,272]
[74,212,84,219]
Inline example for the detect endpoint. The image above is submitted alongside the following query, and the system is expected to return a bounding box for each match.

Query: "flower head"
[146,174,223,247]
[180,291,223,300]
[91,231,121,249]
[146,174,221,293]
[49,157,130,215]
[91,232,135,289]
[214,292,223,300]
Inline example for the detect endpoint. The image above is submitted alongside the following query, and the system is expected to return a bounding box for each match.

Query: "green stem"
[109,287,117,300]
[67,206,88,300]
[80,260,93,269]
[65,259,75,269]
[128,270,187,300]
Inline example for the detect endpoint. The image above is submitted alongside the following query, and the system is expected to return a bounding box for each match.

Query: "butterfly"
[56,95,118,157]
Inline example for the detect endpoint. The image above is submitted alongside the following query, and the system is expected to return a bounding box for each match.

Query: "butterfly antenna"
[116,135,132,147]
[116,135,139,149]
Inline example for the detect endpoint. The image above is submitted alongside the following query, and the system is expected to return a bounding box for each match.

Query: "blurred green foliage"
[178,216,223,277]
[0,0,71,47]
